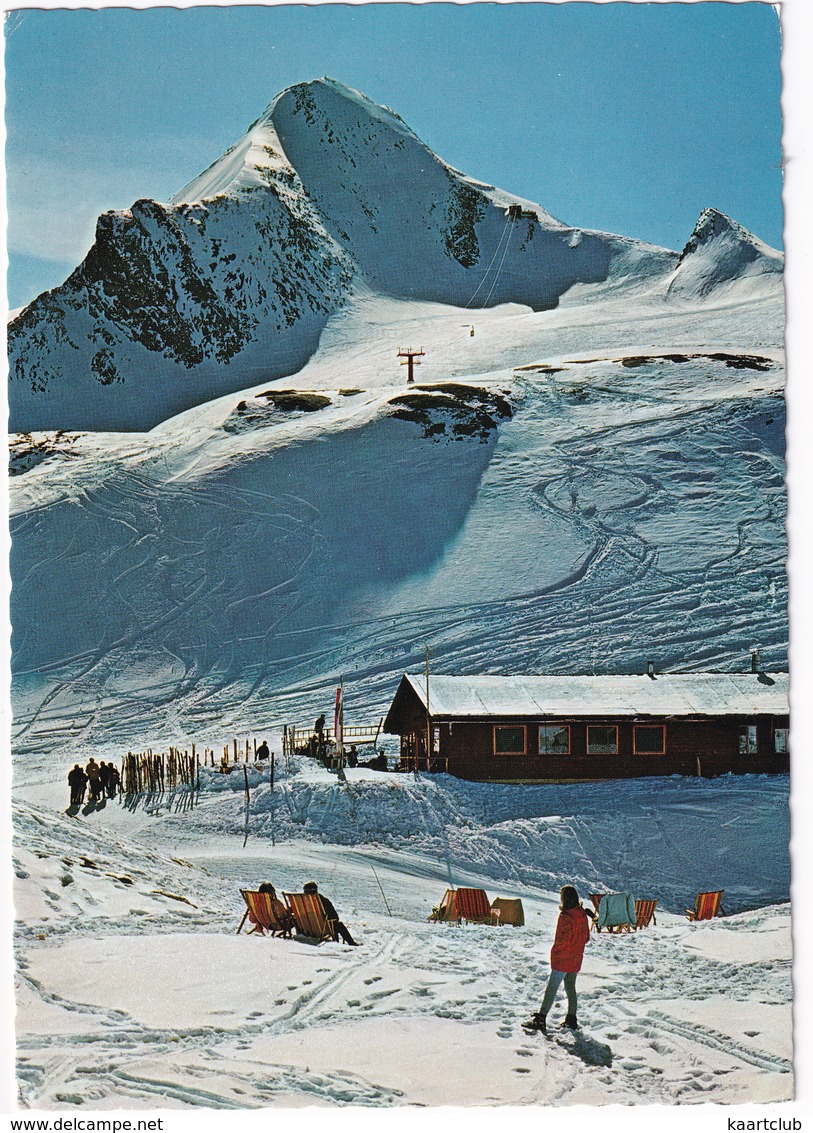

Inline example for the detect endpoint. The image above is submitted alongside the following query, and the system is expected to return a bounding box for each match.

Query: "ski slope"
[10,278,791,1110]
[7,76,790,1112]
[14,760,791,1109]
[10,281,786,762]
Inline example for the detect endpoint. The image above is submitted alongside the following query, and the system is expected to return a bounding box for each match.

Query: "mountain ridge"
[8,78,780,433]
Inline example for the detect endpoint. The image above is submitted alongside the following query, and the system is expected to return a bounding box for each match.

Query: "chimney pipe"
[751,649,761,673]
[647,660,655,679]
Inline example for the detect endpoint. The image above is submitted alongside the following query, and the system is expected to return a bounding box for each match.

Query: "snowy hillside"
[9,77,705,433]
[10,286,787,758]
[14,759,791,1109]
[9,75,790,1112]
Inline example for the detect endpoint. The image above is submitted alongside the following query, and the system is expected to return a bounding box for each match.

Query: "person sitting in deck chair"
[303,881,359,946]
[248,883,294,936]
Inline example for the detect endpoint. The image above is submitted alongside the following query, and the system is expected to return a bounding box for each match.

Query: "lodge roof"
[398,672,789,718]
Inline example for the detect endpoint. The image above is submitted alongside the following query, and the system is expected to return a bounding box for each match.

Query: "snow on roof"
[402,672,789,718]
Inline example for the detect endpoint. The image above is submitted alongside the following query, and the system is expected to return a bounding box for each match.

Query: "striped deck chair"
[589,893,605,931]
[428,889,457,923]
[686,890,725,921]
[284,892,336,943]
[236,890,293,937]
[594,892,637,933]
[455,888,496,925]
[634,898,658,930]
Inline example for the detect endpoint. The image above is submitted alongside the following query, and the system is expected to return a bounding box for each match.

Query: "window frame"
[493,724,527,756]
[586,724,618,755]
[774,726,789,754]
[633,724,666,755]
[538,723,571,756]
[738,723,758,755]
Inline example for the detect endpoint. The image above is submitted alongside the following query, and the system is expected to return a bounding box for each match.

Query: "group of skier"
[67,757,121,806]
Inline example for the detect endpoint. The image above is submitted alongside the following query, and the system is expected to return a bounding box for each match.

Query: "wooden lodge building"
[383,671,789,782]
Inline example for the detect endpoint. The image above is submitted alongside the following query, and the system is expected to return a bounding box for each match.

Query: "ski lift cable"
[482,219,515,309]
[464,214,513,310]
[464,216,511,310]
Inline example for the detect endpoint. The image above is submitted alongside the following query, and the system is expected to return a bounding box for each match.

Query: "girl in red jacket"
[526,885,591,1034]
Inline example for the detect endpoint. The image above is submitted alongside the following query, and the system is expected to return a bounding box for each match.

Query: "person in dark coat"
[526,885,591,1033]
[85,758,102,802]
[68,764,87,806]
[303,881,358,946]
[98,762,111,796]
[256,740,270,761]
[107,765,120,798]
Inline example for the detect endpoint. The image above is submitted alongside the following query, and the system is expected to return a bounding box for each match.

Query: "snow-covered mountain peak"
[273,77,422,142]
[171,114,297,204]
[681,207,774,257]
[8,80,781,433]
[172,77,421,207]
[668,207,783,299]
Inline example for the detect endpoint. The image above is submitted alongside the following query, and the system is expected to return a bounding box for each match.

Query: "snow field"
[7,95,790,1113]
[9,286,787,762]
[12,752,792,1110]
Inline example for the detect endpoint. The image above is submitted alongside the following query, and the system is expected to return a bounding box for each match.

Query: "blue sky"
[5,2,783,309]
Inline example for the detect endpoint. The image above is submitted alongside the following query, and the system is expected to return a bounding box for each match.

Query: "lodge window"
[587,725,618,755]
[738,724,758,754]
[539,724,570,755]
[493,725,526,755]
[774,727,789,754]
[633,725,665,755]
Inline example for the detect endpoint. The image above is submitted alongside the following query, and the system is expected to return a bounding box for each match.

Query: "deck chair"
[594,892,637,933]
[491,897,525,927]
[236,889,293,937]
[455,887,496,924]
[284,891,336,943]
[428,888,458,922]
[634,898,658,930]
[588,893,605,931]
[686,890,725,921]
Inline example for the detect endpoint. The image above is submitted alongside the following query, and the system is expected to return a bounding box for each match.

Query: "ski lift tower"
[397,346,426,384]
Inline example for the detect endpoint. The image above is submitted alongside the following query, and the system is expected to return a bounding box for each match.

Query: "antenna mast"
[425,645,431,772]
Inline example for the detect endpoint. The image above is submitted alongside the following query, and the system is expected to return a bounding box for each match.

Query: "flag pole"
[336,676,345,779]
[425,645,431,772]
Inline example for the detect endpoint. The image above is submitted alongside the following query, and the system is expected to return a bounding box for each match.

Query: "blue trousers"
[539,969,578,1016]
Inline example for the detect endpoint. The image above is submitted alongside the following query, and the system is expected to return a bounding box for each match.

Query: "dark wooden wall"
[430,715,788,781]
[384,677,789,781]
